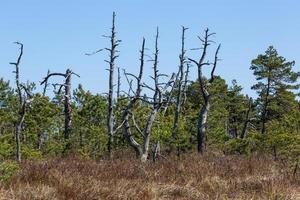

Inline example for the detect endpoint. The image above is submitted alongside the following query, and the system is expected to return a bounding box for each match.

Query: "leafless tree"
[10,42,32,162]
[41,68,79,140]
[122,29,175,162]
[105,12,121,157]
[140,28,175,161]
[121,38,145,158]
[172,26,188,140]
[85,12,121,158]
[188,29,221,153]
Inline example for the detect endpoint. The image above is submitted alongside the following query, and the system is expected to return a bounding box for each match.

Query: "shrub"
[0,161,19,182]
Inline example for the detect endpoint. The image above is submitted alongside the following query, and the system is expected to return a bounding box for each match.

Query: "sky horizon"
[1,0,300,97]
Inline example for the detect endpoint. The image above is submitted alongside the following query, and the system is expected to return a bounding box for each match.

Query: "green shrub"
[0,161,19,182]
[0,140,14,161]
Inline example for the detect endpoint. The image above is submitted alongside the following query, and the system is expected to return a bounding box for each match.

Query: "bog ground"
[0,152,299,200]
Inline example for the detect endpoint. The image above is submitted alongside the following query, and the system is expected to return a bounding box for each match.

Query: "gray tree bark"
[106,12,120,158]
[10,42,30,162]
[41,69,79,141]
[122,29,174,162]
[188,29,221,153]
[122,38,145,157]
[172,26,188,140]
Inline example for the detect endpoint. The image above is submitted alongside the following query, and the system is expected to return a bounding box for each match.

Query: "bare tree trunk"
[182,63,190,121]
[10,42,27,162]
[122,38,145,158]
[123,114,143,157]
[15,104,25,162]
[198,100,210,153]
[64,69,72,140]
[172,26,187,140]
[41,69,79,143]
[188,29,221,154]
[141,109,159,162]
[107,12,119,158]
[122,29,174,162]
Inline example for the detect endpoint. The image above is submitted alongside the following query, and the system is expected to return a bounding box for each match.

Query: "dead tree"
[140,28,175,161]
[188,29,221,153]
[41,69,79,140]
[181,62,191,123]
[172,26,188,140]
[105,12,121,157]
[85,12,121,157]
[10,42,32,162]
[121,38,146,157]
[122,29,175,162]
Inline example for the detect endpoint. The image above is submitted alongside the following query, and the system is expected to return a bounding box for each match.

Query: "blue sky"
[1,0,299,97]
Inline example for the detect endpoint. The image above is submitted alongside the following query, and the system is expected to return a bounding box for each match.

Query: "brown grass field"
[0,151,299,200]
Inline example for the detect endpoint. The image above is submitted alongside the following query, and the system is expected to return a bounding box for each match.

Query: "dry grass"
[0,151,299,200]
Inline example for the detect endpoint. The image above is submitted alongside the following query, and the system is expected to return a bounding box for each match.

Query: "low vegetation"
[0,152,299,200]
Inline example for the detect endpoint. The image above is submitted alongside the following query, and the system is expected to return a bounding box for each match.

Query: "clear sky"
[1,0,299,97]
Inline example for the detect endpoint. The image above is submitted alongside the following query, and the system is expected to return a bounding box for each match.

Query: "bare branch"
[85,49,103,56]
[209,44,221,83]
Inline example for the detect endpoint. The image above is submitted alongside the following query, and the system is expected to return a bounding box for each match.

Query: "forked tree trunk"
[188,29,221,154]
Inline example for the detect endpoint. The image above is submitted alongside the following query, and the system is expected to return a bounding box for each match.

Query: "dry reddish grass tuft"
[0,151,299,200]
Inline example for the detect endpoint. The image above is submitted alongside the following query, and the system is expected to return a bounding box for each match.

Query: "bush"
[223,133,264,155]
[0,161,19,182]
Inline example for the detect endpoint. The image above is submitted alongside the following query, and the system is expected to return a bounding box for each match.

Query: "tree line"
[0,13,299,171]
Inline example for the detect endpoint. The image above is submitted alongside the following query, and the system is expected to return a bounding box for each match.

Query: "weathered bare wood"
[173,26,188,140]
[122,38,145,157]
[188,29,221,153]
[10,42,26,162]
[122,29,175,162]
[117,67,121,100]
[41,68,79,140]
[106,12,121,158]
[141,28,176,161]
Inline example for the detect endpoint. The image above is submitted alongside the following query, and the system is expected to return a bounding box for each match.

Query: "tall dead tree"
[188,29,221,153]
[122,29,175,161]
[172,26,188,140]
[122,38,146,158]
[41,69,79,140]
[85,12,121,157]
[106,12,120,157]
[10,42,31,162]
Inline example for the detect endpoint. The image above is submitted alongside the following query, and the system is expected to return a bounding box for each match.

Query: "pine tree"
[250,46,300,134]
